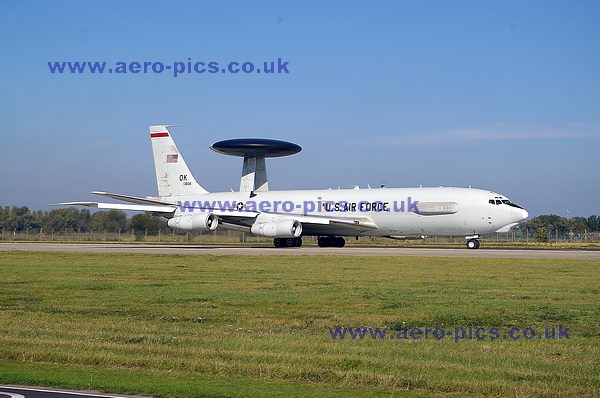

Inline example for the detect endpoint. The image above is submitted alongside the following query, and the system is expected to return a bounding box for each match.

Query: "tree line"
[520,214,600,233]
[1,205,599,234]
[0,206,166,233]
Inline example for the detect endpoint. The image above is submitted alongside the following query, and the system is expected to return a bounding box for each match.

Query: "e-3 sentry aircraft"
[60,125,528,249]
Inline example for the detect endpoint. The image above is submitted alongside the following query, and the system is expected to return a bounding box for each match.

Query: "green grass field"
[0,252,598,397]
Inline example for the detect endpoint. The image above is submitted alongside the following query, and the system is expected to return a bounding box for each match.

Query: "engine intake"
[250,219,302,238]
[167,213,219,231]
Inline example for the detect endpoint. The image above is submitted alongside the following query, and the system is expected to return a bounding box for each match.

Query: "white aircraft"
[60,125,528,249]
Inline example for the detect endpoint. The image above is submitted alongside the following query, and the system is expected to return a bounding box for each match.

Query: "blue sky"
[1,0,599,216]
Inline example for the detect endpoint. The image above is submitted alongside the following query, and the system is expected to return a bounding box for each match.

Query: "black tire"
[273,238,282,248]
[317,236,345,248]
[285,238,295,247]
[295,237,303,247]
[466,239,478,249]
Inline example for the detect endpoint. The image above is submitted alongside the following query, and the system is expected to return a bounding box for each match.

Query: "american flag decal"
[167,154,178,163]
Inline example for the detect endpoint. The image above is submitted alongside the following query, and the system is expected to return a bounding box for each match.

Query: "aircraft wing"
[294,214,377,229]
[293,214,378,235]
[59,194,379,235]
[216,211,378,235]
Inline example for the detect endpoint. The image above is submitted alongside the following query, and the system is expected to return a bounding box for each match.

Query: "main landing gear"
[317,236,346,248]
[273,237,302,248]
[466,239,480,249]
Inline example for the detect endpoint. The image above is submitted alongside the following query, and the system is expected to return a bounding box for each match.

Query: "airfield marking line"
[1,242,599,259]
[0,392,25,398]
[0,386,145,398]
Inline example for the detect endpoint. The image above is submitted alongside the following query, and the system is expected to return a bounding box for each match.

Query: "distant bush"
[536,227,549,242]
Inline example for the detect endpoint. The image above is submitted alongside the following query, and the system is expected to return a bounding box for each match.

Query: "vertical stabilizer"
[149,125,208,198]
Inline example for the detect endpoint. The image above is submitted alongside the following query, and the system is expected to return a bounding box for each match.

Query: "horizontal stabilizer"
[90,191,174,206]
[55,202,176,213]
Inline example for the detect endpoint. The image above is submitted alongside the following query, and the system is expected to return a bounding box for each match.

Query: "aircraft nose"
[511,208,528,222]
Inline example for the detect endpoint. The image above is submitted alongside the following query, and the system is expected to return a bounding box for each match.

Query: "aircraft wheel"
[466,239,479,249]
[285,238,295,247]
[273,238,282,248]
[335,237,346,247]
[295,237,303,247]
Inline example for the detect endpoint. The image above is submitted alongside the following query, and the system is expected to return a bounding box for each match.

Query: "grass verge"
[0,252,598,397]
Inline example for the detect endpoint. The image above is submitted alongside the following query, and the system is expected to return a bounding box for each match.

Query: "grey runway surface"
[0,386,145,398]
[1,242,599,259]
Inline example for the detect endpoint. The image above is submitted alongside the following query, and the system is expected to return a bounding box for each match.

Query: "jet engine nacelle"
[250,219,302,238]
[167,213,219,231]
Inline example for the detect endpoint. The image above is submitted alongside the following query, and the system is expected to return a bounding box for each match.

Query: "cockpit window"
[488,198,524,209]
